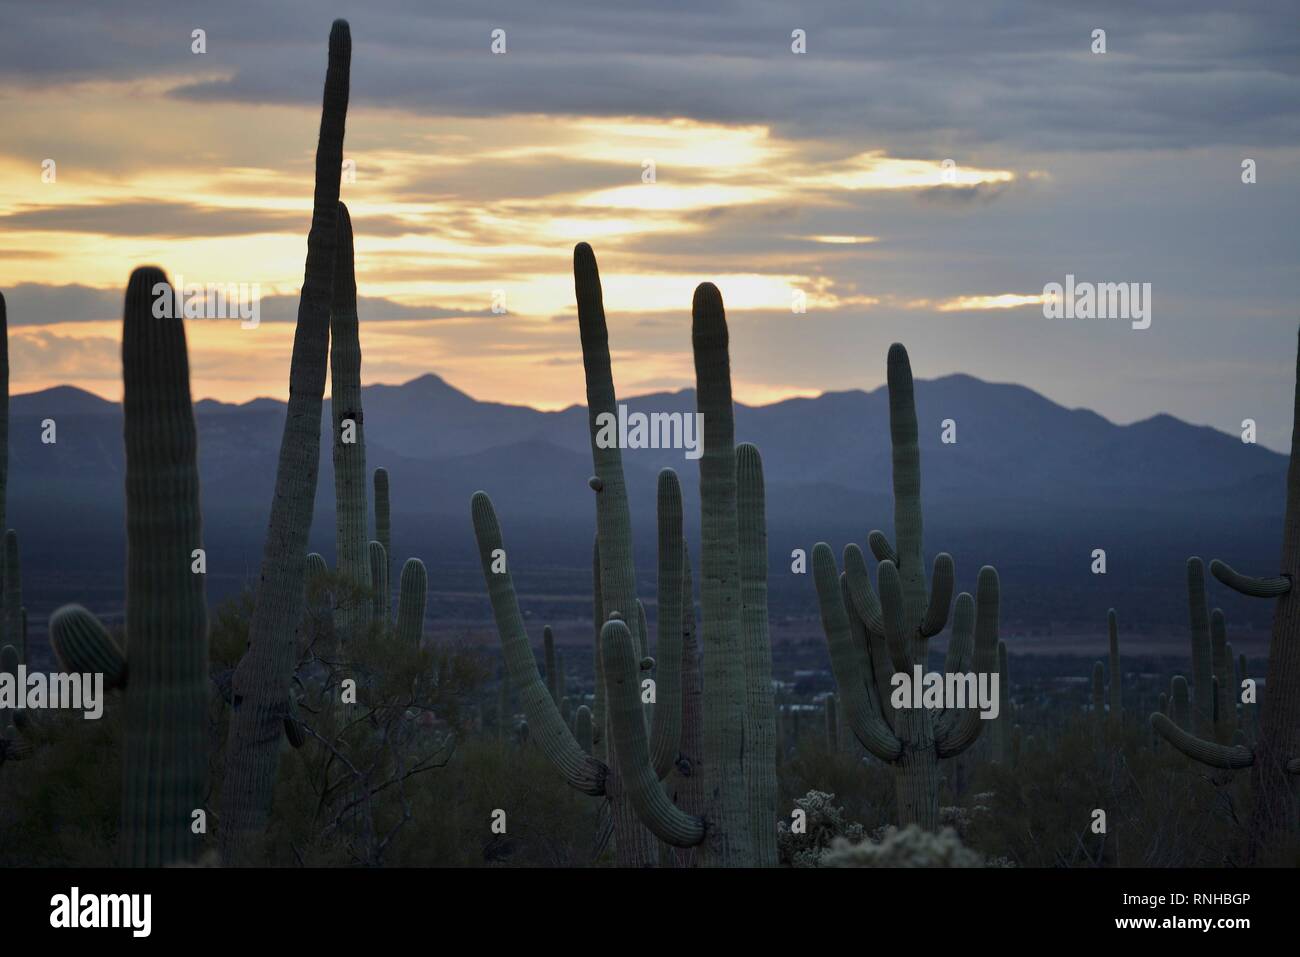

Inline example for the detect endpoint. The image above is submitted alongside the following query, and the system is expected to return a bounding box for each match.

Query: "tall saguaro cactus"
[221,20,351,866]
[331,203,371,637]
[374,466,391,615]
[473,247,777,866]
[120,266,209,866]
[394,557,427,645]
[1152,324,1300,856]
[814,343,999,830]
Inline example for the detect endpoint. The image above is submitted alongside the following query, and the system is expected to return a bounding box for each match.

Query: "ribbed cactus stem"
[394,558,427,645]
[647,469,684,780]
[368,540,388,626]
[3,530,19,662]
[600,618,705,847]
[1107,608,1122,728]
[331,204,371,638]
[737,443,777,864]
[544,625,558,703]
[1210,609,1235,743]
[49,604,126,689]
[120,267,209,867]
[373,467,391,619]
[693,281,751,865]
[575,705,593,753]
[1186,558,1215,737]
[220,20,351,866]
[471,492,605,794]
[1092,662,1106,730]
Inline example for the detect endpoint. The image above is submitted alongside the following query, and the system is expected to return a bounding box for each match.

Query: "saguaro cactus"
[1152,325,1300,855]
[120,266,209,866]
[331,204,371,636]
[368,540,388,625]
[374,466,391,613]
[1107,608,1122,728]
[394,557,427,645]
[3,530,20,662]
[50,605,127,689]
[473,248,777,866]
[814,343,998,830]
[221,20,351,866]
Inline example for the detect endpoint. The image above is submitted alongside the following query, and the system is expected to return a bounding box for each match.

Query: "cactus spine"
[394,557,427,645]
[221,20,351,865]
[119,266,209,866]
[814,343,997,830]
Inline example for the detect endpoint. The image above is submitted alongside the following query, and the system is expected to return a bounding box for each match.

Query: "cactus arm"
[1208,559,1291,598]
[120,267,209,867]
[943,592,974,674]
[49,604,127,689]
[471,492,607,795]
[737,443,778,866]
[919,552,954,638]
[842,544,884,635]
[393,558,427,645]
[812,543,903,761]
[601,618,705,847]
[575,705,593,753]
[648,469,684,781]
[220,23,351,866]
[876,560,913,673]
[867,530,897,566]
[934,569,999,758]
[1150,713,1255,769]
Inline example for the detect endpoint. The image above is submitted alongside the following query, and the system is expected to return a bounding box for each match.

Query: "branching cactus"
[331,203,371,637]
[394,557,427,645]
[221,20,351,865]
[472,247,777,866]
[1152,325,1300,855]
[813,343,1000,830]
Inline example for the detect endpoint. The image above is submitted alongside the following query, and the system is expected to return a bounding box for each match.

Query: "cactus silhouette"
[1151,326,1300,855]
[368,540,388,625]
[374,466,391,617]
[221,19,351,865]
[3,530,20,662]
[472,247,776,865]
[394,558,427,645]
[331,203,371,638]
[813,343,1000,830]
[50,605,126,689]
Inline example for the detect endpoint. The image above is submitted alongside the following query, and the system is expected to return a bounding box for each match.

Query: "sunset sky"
[1,1,1297,445]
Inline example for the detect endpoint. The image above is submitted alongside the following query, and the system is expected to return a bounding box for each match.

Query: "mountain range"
[6,372,1288,639]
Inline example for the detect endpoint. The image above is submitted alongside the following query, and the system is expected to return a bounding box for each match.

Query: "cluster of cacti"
[472,244,777,866]
[813,343,1001,830]
[1150,325,1300,856]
